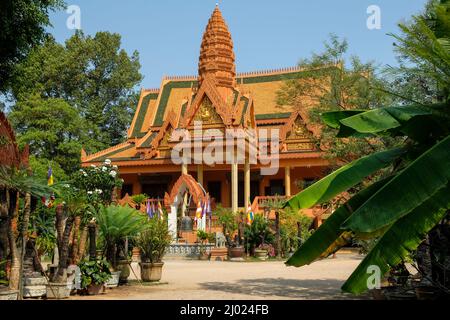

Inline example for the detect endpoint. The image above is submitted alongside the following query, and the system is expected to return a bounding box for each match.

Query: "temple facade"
[81,6,330,234]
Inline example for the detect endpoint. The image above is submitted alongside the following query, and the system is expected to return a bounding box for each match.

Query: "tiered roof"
[81,7,325,166]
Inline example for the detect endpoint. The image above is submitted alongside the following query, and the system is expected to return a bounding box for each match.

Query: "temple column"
[231,162,238,213]
[244,158,250,209]
[197,165,204,186]
[181,163,188,217]
[285,166,291,197]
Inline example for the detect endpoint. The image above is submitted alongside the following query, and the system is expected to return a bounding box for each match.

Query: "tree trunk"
[55,205,64,250]
[77,226,88,263]
[52,211,74,284]
[275,211,281,258]
[70,216,81,265]
[18,193,31,300]
[88,222,97,261]
[416,235,433,285]
[7,190,20,291]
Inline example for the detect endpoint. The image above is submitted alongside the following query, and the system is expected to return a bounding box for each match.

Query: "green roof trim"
[255,112,292,120]
[232,89,239,106]
[139,132,157,148]
[88,144,135,163]
[131,93,158,138]
[240,96,249,124]
[180,102,188,118]
[238,67,336,85]
[153,80,197,127]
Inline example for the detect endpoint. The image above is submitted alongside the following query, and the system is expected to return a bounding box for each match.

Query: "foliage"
[30,203,56,256]
[131,194,148,205]
[214,205,238,235]
[244,215,274,254]
[0,165,55,198]
[277,34,396,165]
[9,96,86,174]
[73,159,124,206]
[136,218,172,263]
[95,204,147,267]
[78,259,111,289]
[280,208,313,255]
[29,155,68,183]
[0,260,7,286]
[286,1,450,295]
[0,0,64,92]
[197,230,215,254]
[10,31,142,155]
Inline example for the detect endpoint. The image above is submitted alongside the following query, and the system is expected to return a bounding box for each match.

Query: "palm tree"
[285,0,450,295]
[95,205,147,270]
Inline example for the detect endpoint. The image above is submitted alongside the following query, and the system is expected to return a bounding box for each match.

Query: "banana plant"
[285,0,450,294]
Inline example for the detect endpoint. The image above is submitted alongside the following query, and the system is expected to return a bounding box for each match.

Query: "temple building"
[81,6,330,236]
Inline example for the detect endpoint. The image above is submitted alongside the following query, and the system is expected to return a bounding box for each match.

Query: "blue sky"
[47,0,428,89]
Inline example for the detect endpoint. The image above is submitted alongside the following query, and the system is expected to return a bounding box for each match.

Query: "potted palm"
[244,214,275,258]
[215,206,243,259]
[131,194,147,211]
[136,218,172,282]
[78,259,111,295]
[96,204,146,286]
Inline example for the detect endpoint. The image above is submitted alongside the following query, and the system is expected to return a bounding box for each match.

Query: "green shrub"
[78,259,111,289]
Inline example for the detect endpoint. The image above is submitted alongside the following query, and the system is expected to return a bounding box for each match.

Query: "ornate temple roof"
[81,7,326,166]
[198,6,236,94]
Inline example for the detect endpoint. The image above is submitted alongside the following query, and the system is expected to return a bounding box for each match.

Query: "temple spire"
[198,5,236,99]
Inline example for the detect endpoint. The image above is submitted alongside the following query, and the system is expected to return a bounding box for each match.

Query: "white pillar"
[244,158,250,209]
[231,162,238,213]
[285,166,291,197]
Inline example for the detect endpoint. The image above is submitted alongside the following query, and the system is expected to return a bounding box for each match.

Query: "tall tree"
[0,0,64,93]
[11,31,142,151]
[9,95,86,174]
[277,35,395,165]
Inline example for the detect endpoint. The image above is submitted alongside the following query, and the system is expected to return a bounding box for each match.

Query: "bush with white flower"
[74,159,124,205]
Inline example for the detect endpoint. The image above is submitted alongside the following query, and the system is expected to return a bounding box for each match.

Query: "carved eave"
[181,75,232,128]
[142,109,178,159]
[0,111,23,169]
[279,111,317,152]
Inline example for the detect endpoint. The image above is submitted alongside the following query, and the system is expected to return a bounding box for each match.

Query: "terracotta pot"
[132,247,141,262]
[0,289,18,300]
[140,262,164,282]
[106,271,121,288]
[228,247,245,258]
[46,282,71,299]
[254,249,268,261]
[87,283,105,295]
[198,253,210,261]
[116,260,131,283]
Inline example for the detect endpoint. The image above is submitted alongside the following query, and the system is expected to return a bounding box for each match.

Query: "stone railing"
[166,244,215,257]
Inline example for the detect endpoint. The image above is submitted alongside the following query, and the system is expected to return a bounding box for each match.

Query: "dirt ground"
[69,253,370,300]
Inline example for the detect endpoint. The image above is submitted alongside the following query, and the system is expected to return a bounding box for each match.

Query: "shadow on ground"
[199,278,369,300]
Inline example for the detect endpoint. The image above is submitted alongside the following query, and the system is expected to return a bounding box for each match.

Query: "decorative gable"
[280,111,316,152]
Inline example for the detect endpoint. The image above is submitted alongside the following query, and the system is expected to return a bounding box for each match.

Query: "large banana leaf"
[285,148,404,211]
[342,135,450,233]
[342,185,450,294]
[285,178,390,267]
[321,110,365,128]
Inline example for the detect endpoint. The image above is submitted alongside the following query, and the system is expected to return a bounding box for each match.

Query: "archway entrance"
[164,174,209,242]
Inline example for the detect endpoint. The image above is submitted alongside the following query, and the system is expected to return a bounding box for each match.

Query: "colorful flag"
[206,197,212,217]
[195,201,202,223]
[146,199,153,218]
[151,202,156,218]
[47,167,54,186]
[246,199,254,225]
[157,201,164,220]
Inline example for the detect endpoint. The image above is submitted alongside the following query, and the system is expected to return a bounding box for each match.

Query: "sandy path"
[70,253,369,300]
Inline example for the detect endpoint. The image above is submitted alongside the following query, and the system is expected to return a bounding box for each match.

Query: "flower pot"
[0,289,18,300]
[132,247,141,262]
[87,283,105,295]
[254,249,268,261]
[45,282,71,299]
[198,253,210,261]
[140,262,164,282]
[106,271,121,288]
[228,247,245,259]
[116,260,131,283]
